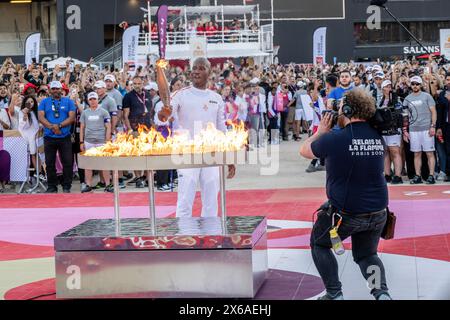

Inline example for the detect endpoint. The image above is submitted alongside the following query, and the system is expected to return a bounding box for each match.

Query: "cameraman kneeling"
[300,89,391,300]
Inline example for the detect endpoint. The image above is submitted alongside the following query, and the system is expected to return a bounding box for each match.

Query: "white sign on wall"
[440,29,450,59]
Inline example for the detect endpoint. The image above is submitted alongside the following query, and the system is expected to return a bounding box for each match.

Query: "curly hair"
[344,88,376,121]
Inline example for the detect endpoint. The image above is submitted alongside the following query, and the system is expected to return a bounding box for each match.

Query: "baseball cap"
[23,83,37,95]
[374,72,385,79]
[372,65,382,72]
[297,81,306,88]
[381,80,392,89]
[410,76,423,84]
[49,81,62,89]
[87,92,98,100]
[145,82,158,91]
[249,77,260,85]
[94,80,106,89]
[104,74,116,82]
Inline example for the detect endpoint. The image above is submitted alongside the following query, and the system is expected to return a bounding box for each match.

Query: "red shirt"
[196,26,205,36]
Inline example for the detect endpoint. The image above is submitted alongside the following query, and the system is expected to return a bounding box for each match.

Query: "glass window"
[354,21,450,45]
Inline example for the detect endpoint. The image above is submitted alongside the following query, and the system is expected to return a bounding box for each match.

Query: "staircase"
[92,41,123,70]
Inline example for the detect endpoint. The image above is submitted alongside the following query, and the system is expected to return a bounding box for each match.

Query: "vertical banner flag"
[440,29,450,60]
[157,5,169,59]
[24,32,41,66]
[313,27,327,65]
[122,25,140,71]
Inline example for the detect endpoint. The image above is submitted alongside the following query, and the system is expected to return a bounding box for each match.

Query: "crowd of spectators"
[1,53,450,193]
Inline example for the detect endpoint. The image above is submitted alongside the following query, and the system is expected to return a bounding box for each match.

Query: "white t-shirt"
[170,86,226,138]
[235,95,248,122]
[0,109,10,130]
[0,107,20,130]
[0,98,9,110]
[18,110,40,140]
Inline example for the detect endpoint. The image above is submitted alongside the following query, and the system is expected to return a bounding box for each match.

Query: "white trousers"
[176,167,220,217]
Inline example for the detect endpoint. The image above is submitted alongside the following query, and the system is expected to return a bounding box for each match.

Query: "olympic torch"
[155,5,172,122]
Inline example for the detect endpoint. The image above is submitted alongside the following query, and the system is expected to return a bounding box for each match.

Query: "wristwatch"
[431,124,436,128]
[58,123,63,129]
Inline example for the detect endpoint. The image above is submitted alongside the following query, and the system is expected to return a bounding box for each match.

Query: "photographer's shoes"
[317,292,344,300]
[376,293,393,300]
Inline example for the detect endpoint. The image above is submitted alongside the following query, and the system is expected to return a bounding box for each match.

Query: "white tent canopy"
[142,5,257,16]
[46,57,98,69]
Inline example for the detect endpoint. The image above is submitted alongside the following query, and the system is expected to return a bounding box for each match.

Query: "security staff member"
[300,88,391,300]
[38,81,76,193]
[158,57,236,217]
[122,76,153,132]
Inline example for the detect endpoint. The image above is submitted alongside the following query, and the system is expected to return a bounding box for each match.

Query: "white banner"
[122,25,140,71]
[24,32,41,66]
[313,27,327,65]
[440,29,450,60]
[189,36,207,67]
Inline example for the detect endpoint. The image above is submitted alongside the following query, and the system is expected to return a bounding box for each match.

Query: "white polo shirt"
[170,86,226,138]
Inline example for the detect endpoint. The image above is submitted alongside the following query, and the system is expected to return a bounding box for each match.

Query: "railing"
[92,41,123,69]
[138,29,261,47]
[0,39,58,56]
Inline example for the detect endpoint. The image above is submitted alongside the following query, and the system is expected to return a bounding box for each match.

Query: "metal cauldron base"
[54,216,268,299]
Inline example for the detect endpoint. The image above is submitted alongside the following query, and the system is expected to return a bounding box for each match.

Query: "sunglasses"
[411,83,421,86]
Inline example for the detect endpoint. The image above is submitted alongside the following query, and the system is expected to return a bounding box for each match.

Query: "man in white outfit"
[158,57,236,217]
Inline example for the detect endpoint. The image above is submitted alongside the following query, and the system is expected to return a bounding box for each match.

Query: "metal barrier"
[138,30,261,46]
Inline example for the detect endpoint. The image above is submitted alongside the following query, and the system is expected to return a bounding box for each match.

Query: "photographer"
[300,89,391,300]
[38,81,76,193]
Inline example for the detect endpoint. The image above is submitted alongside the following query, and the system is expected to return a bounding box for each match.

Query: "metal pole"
[271,0,274,64]
[219,165,227,233]
[112,0,117,69]
[147,1,152,48]
[184,6,188,44]
[221,5,224,43]
[382,5,432,55]
[147,170,156,235]
[113,170,121,236]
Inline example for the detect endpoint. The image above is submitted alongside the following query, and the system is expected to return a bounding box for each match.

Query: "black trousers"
[73,134,85,184]
[44,136,73,190]
[156,170,170,187]
[280,111,289,139]
[310,204,388,298]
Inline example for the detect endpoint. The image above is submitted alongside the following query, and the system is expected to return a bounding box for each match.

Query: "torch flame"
[83,121,248,157]
[156,59,169,69]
